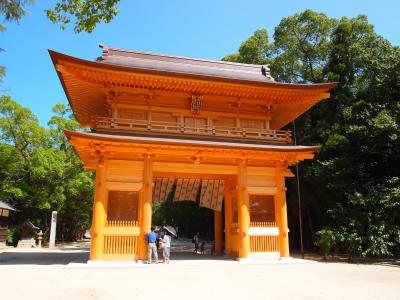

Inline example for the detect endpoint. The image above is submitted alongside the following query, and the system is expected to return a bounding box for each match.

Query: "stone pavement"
[0,240,399,300]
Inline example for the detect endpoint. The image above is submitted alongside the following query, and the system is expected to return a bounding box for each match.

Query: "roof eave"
[64,130,320,153]
[49,50,337,92]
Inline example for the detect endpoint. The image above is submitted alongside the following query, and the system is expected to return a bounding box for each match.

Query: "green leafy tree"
[224,11,400,258]
[45,0,121,33]
[222,29,273,65]
[47,103,94,240]
[0,96,93,242]
[273,9,337,83]
[0,0,120,33]
[0,0,34,30]
[314,227,342,260]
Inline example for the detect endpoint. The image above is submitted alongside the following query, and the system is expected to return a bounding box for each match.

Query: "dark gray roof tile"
[98,44,275,83]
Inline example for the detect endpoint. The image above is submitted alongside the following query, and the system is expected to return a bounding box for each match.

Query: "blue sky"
[1,0,399,126]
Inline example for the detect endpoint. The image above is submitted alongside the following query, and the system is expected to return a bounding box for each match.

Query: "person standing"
[162,232,171,264]
[193,232,200,253]
[146,226,159,264]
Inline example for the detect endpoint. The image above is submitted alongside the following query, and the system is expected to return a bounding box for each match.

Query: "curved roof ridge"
[99,44,275,81]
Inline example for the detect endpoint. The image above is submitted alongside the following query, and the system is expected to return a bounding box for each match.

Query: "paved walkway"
[0,240,399,300]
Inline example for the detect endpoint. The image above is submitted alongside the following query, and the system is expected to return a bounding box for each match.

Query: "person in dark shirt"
[146,226,159,264]
[193,232,200,253]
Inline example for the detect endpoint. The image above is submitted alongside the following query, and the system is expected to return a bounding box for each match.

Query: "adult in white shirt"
[162,233,171,264]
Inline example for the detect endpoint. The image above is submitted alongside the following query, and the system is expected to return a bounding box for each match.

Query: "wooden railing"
[103,235,139,255]
[249,221,279,253]
[102,220,140,258]
[250,221,277,228]
[228,222,279,253]
[250,236,279,252]
[93,117,292,144]
[105,220,139,227]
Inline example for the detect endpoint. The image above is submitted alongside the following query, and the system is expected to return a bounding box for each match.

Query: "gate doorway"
[151,174,229,260]
[147,172,280,261]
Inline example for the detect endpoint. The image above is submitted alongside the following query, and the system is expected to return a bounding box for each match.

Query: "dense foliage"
[0,96,94,243]
[223,10,400,258]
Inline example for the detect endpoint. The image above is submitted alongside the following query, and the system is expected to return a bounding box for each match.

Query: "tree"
[47,103,94,240]
[0,0,34,29]
[45,0,121,33]
[0,96,93,242]
[0,0,120,33]
[223,11,400,258]
[273,9,337,83]
[222,29,273,65]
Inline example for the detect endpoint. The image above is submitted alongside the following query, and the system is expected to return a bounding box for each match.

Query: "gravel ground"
[0,240,399,300]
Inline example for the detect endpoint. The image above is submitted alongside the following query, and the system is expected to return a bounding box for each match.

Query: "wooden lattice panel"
[105,220,139,227]
[250,235,279,252]
[103,235,139,255]
[250,221,277,227]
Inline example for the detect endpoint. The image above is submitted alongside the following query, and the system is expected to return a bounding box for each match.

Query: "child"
[200,241,205,254]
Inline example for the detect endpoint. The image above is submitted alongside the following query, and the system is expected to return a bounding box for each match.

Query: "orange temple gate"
[50,45,335,261]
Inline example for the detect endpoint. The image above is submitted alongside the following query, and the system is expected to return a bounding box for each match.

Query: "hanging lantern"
[191,95,203,115]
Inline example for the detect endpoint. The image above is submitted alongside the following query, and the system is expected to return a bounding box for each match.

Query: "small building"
[50,45,335,261]
[0,200,15,245]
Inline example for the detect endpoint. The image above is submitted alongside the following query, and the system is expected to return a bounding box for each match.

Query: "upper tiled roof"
[97,44,275,83]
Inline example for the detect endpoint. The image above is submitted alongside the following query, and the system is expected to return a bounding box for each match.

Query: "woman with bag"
[162,231,171,264]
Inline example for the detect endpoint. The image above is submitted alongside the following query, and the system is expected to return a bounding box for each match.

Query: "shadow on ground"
[291,251,400,268]
[0,251,89,265]
[0,238,232,265]
[166,238,233,261]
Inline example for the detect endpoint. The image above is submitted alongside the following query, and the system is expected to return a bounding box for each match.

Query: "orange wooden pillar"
[237,160,250,259]
[90,158,107,260]
[224,180,233,256]
[214,210,223,255]
[138,154,153,260]
[275,162,290,258]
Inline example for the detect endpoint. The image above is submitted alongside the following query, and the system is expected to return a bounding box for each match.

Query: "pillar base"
[279,256,293,261]
[249,252,280,260]
[236,257,253,262]
[87,259,139,266]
